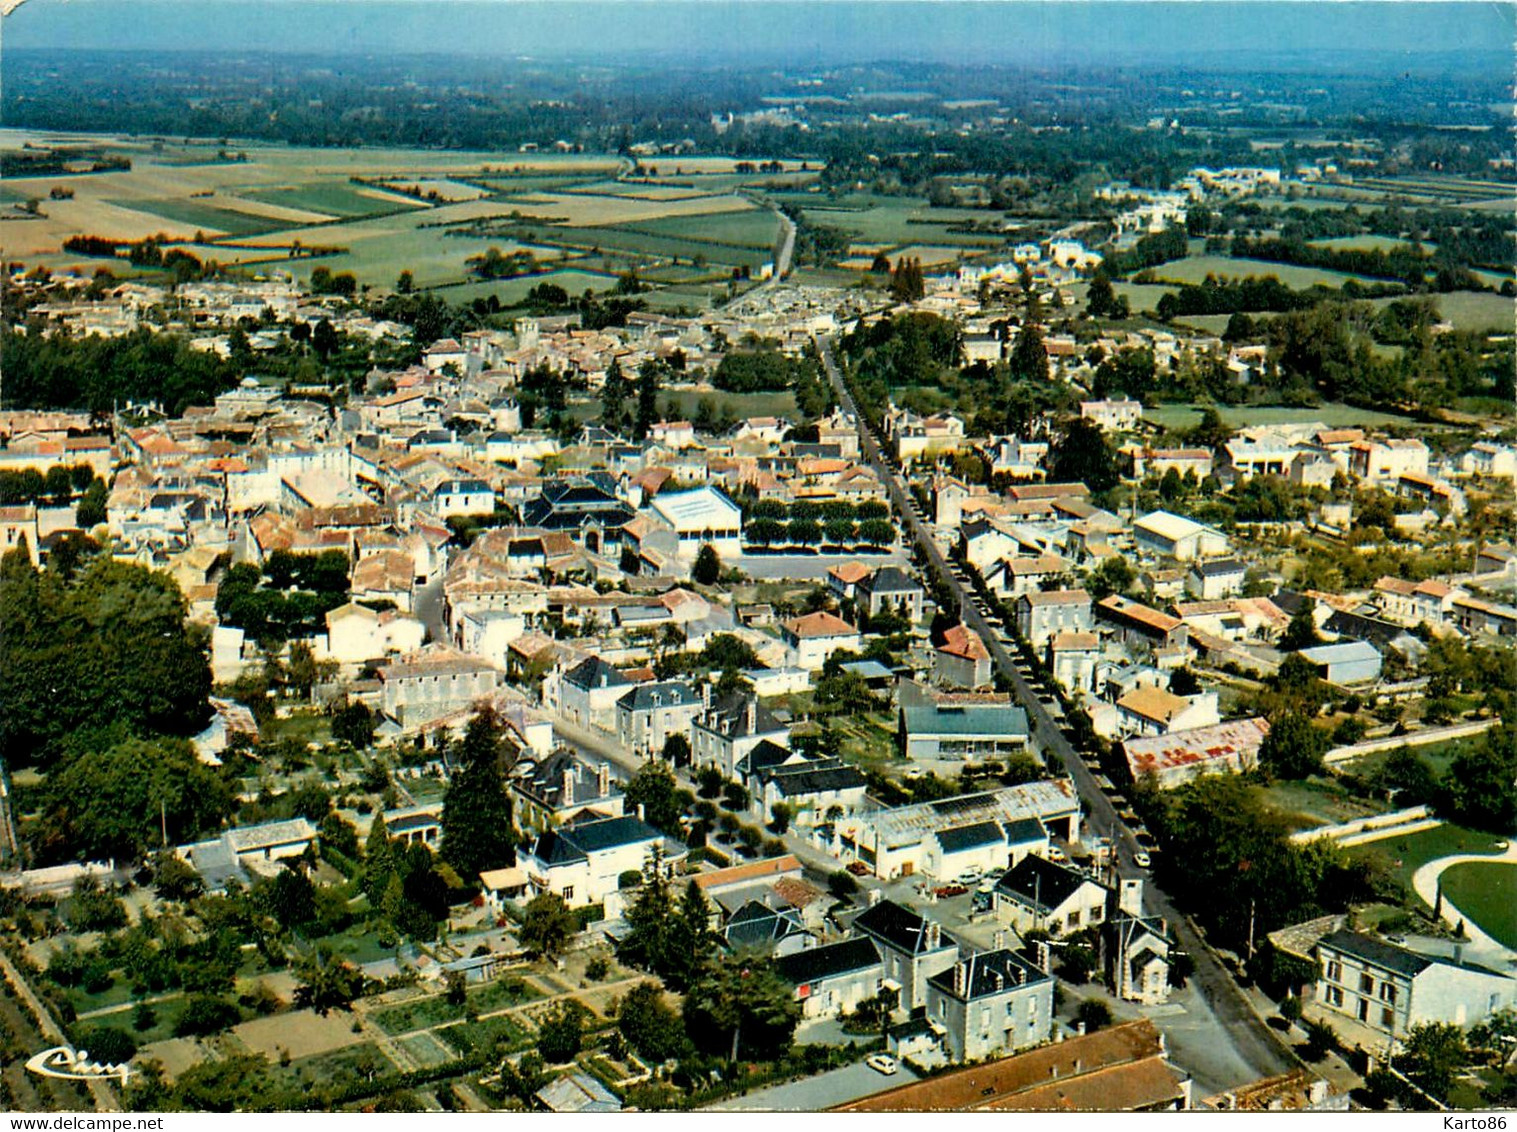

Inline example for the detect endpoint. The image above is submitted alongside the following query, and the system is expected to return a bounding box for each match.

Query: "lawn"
[1143,401,1419,431]
[1437,861,1517,949]
[1344,823,1510,907]
[1307,234,1423,253]
[440,268,621,305]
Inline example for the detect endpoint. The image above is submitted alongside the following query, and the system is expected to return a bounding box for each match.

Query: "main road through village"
[417,327,1294,1095]
[815,336,1295,1092]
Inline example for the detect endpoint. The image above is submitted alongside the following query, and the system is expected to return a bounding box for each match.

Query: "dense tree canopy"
[35,737,233,862]
[0,549,211,766]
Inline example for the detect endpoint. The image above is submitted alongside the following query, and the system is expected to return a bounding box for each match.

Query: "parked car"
[1133,850,1152,869]
[934,884,968,897]
[846,861,871,876]
[866,1054,899,1076]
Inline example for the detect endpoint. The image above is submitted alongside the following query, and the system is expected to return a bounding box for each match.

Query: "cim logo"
[24,1046,134,1086]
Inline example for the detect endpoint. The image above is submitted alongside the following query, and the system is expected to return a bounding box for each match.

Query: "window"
[1381,1007,1395,1029]
[1358,999,1369,1022]
[1380,983,1396,1005]
[1326,961,1342,982]
[1359,973,1374,994]
[561,886,574,902]
[1327,987,1343,1007]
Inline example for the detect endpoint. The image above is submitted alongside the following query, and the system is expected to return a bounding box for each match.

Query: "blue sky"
[4,0,1512,65]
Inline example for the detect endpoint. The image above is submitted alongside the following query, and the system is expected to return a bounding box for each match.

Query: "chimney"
[702,682,712,708]
[637,803,645,822]
[1120,877,1144,918]
[1073,1058,1082,1074]
[926,921,941,950]
[1075,1021,1086,1036]
[597,762,610,795]
[952,961,965,997]
[993,930,1006,950]
[562,766,575,801]
[745,699,757,732]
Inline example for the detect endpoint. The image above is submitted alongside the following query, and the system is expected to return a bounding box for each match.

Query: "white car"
[865,1054,899,1076]
[1133,851,1152,869]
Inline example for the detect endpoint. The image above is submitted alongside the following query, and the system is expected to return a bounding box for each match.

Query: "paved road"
[816,336,1293,1090]
[704,1058,915,1111]
[736,548,909,579]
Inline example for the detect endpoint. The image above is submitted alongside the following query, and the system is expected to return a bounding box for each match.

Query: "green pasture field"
[1412,291,1514,334]
[1150,254,1389,289]
[503,221,773,267]
[241,182,424,219]
[1170,314,1235,334]
[1307,234,1424,253]
[440,269,621,305]
[1143,401,1418,431]
[629,207,782,248]
[109,197,284,237]
[1438,861,1517,949]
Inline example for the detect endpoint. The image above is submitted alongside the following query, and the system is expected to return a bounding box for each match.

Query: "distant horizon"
[4,1,1512,70]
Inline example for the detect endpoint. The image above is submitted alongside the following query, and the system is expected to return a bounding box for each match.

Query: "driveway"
[703,1058,916,1111]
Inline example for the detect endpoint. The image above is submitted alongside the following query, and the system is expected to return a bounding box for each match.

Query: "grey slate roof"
[565,655,632,692]
[774,938,882,986]
[617,680,702,712]
[935,820,1004,854]
[928,948,1051,1001]
[853,899,953,955]
[1317,930,1432,977]
[995,856,1103,913]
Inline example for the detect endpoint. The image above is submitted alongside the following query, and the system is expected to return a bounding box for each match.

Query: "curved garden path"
[1410,840,1517,952]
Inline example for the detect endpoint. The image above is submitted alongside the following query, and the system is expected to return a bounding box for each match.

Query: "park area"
[1436,862,1517,950]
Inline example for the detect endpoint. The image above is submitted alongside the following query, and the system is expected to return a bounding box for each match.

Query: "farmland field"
[108,196,287,237]
[0,129,794,310]
[1149,254,1386,288]
[242,182,427,218]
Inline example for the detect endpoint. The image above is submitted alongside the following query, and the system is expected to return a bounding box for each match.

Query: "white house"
[432,478,495,518]
[518,814,686,908]
[780,611,862,671]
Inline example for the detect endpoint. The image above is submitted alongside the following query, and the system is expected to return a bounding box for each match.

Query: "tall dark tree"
[634,359,661,441]
[684,952,801,1063]
[1281,598,1323,651]
[1009,323,1050,383]
[692,543,722,586]
[439,709,517,879]
[623,761,685,836]
[601,357,631,432]
[1050,417,1119,493]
